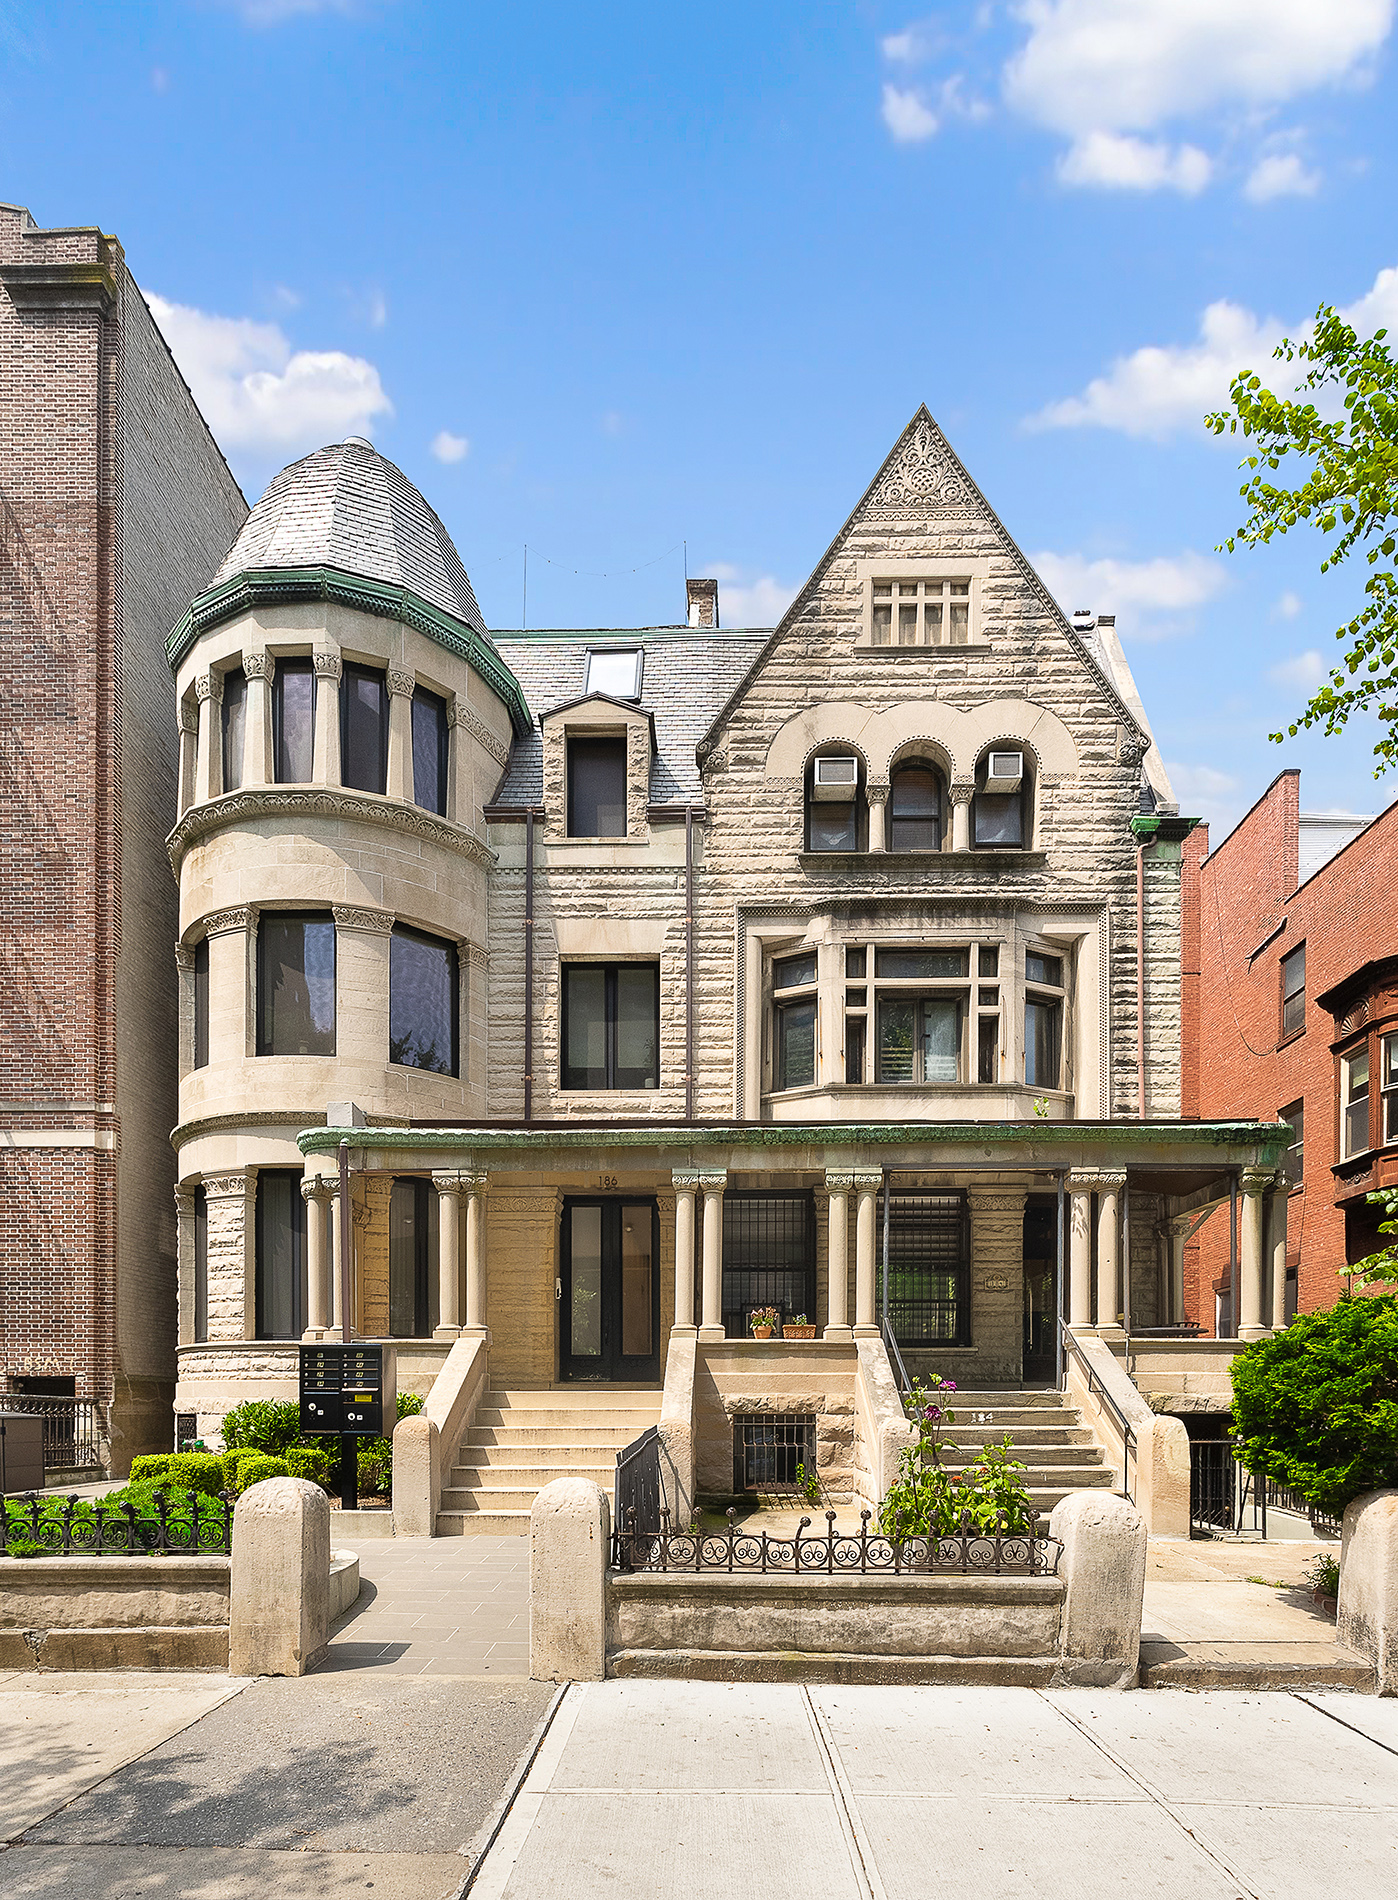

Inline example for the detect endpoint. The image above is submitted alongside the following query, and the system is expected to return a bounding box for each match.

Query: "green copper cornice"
[166,563,533,739]
[1130,815,1201,844]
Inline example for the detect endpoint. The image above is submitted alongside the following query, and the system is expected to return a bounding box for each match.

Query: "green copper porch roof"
[298,1118,1289,1165]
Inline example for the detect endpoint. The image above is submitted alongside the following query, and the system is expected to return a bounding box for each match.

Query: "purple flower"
[923,1405,941,1422]
[942,1381,957,1393]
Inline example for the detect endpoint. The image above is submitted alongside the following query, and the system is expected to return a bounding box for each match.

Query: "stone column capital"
[301,1176,336,1207]
[387,667,415,699]
[1068,1168,1126,1194]
[331,904,395,934]
[824,1168,856,1192]
[849,1169,884,1193]
[194,670,223,704]
[202,905,256,938]
[948,780,975,807]
[174,942,196,973]
[313,649,343,680]
[173,1184,198,1216]
[351,1197,373,1229]
[1240,1166,1273,1199]
[243,650,274,681]
[178,698,200,734]
[696,1169,728,1194]
[866,781,889,806]
[671,1169,701,1191]
[461,1169,488,1197]
[201,1170,250,1198]
[432,1170,469,1196]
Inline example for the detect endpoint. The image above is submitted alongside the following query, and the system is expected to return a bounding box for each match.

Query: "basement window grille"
[733,1413,816,1494]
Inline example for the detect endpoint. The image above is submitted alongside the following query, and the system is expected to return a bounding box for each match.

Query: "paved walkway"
[475,1679,1398,1900]
[316,1534,529,1678]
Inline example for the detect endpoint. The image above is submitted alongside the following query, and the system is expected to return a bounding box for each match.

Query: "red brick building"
[1181,769,1397,1333]
[0,202,246,1469]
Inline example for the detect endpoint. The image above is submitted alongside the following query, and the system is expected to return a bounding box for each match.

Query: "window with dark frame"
[1343,1047,1371,1158]
[193,1184,208,1344]
[772,951,818,1091]
[888,760,944,852]
[843,941,1010,1088]
[562,963,659,1088]
[972,751,1029,849]
[1024,950,1064,1091]
[805,752,867,852]
[1384,1034,1398,1147]
[255,1168,307,1340]
[411,685,449,815]
[567,735,628,837]
[1280,1099,1305,1184]
[877,1191,971,1347]
[221,665,246,793]
[721,1191,815,1338]
[257,913,336,1056]
[193,937,210,1070]
[1280,943,1306,1038]
[273,658,315,783]
[389,926,458,1076]
[389,1177,439,1338]
[341,662,389,794]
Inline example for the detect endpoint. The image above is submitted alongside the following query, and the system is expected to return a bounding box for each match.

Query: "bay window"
[1343,1047,1371,1158]
[389,926,458,1076]
[273,658,315,783]
[341,662,388,794]
[412,686,449,815]
[562,962,659,1088]
[772,951,818,1091]
[257,913,336,1056]
[1385,1034,1398,1146]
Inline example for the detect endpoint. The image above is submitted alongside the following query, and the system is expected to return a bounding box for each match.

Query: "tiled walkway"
[316,1533,530,1677]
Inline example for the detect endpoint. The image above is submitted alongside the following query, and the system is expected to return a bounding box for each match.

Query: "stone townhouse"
[167,413,1285,1527]
[0,202,247,1473]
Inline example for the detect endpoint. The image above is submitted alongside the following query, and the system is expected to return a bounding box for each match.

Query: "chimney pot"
[686,577,718,629]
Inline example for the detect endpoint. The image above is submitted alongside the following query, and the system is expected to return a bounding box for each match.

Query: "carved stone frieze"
[201,1171,250,1198]
[167,787,495,874]
[450,698,510,767]
[243,650,274,681]
[201,906,255,938]
[387,667,415,699]
[861,413,970,519]
[332,904,394,934]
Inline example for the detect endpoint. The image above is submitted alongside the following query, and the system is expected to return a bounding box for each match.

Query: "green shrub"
[286,1445,333,1490]
[352,1390,424,1500]
[129,1455,172,1484]
[1231,1295,1398,1517]
[221,1400,302,1456]
[5,1539,45,1559]
[165,1452,226,1497]
[234,1454,290,1491]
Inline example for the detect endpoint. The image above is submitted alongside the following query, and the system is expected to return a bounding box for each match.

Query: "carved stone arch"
[960,698,1080,777]
[764,703,880,778]
[885,733,955,787]
[862,702,960,780]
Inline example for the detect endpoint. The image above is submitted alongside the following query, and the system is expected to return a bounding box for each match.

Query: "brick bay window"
[805,750,867,852]
[257,913,336,1056]
[1342,1046,1371,1158]
[389,925,458,1075]
[562,963,659,1088]
[273,657,315,782]
[567,735,627,837]
[411,685,450,815]
[771,951,818,1091]
[341,662,389,795]
[1024,950,1065,1090]
[255,1169,308,1340]
[1383,1033,1398,1146]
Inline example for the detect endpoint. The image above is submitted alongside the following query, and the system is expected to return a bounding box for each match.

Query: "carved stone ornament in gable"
[862,416,970,521]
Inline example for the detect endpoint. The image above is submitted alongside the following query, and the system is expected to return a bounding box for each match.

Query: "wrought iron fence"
[1,1489,233,1557]
[612,1505,1061,1577]
[1188,1442,1342,1538]
[2,1397,104,1472]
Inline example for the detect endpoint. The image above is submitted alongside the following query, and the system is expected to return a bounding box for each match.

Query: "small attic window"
[585,648,642,699]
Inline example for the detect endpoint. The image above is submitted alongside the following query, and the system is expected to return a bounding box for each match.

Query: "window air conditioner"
[983,750,1023,794]
[812,755,859,801]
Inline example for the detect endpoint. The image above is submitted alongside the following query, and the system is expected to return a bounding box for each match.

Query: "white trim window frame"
[770,949,819,1093]
[1024,946,1067,1091]
[858,557,991,649]
[1343,1044,1371,1159]
[1384,1032,1398,1147]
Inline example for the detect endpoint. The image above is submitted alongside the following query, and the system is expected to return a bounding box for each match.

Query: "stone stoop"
[936,1389,1118,1518]
[436,1387,662,1536]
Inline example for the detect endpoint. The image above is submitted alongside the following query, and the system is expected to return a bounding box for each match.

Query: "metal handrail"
[880,1315,913,1398]
[1059,1319,1136,1504]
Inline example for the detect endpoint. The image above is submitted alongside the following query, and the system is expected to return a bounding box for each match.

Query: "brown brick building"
[0,202,246,1470]
[1181,769,1396,1333]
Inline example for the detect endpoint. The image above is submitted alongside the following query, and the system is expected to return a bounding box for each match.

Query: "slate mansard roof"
[212,438,489,636]
[491,629,771,806]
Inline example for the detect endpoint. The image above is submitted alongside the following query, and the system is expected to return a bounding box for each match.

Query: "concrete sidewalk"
[475,1679,1398,1900]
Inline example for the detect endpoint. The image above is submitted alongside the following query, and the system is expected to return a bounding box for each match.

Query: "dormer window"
[584,648,642,698]
[568,735,628,837]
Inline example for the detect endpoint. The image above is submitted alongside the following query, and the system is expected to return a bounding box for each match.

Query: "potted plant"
[748,1306,780,1340]
[782,1313,817,1339]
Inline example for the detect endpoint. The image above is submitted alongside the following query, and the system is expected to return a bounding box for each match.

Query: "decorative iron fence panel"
[733,1413,815,1494]
[614,1425,662,1556]
[613,1506,1061,1577]
[1,1490,233,1557]
[2,1397,104,1471]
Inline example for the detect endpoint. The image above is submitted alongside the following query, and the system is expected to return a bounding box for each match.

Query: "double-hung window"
[1280,943,1306,1038]
[341,662,388,794]
[567,736,628,837]
[412,686,449,815]
[1384,1035,1398,1147]
[1024,951,1065,1090]
[562,963,659,1088]
[273,659,315,782]
[1343,1048,1371,1158]
[255,1169,307,1340]
[257,913,336,1056]
[888,761,944,852]
[874,948,967,1084]
[772,952,818,1092]
[1280,1099,1304,1185]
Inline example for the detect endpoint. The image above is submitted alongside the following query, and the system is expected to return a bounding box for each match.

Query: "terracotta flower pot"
[782,1324,817,1339]
[752,1327,773,1340]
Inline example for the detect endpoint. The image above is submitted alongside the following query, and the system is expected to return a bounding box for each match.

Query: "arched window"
[972,748,1032,850]
[888,760,945,852]
[805,750,867,852]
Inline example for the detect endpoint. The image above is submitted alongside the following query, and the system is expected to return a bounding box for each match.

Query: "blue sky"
[3,1,1397,841]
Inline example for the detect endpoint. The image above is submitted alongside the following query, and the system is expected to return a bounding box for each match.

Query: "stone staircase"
[938,1389,1118,1518]
[437,1387,662,1536]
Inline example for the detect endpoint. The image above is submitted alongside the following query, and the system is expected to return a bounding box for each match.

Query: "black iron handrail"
[1,1488,233,1556]
[880,1315,913,1397]
[612,1504,1061,1577]
[1059,1319,1136,1505]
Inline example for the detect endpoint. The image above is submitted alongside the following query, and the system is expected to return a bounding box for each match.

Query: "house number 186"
[595,1174,619,1191]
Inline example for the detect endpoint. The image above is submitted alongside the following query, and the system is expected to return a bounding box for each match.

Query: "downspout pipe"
[1136,840,1146,1120]
[524,806,536,1124]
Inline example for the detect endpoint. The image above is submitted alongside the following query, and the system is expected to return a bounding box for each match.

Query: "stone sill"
[799,851,1048,872]
[700,1339,857,1354]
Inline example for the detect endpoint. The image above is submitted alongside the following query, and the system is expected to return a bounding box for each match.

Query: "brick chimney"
[686,577,718,629]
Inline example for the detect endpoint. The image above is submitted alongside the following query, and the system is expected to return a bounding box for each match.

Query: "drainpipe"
[1136,841,1147,1120]
[685,804,695,1123]
[1055,1170,1065,1390]
[1228,1173,1239,1339]
[524,807,535,1123]
[338,1138,351,1346]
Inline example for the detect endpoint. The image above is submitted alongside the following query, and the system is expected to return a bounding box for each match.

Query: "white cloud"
[366,289,387,329]
[1270,649,1328,689]
[1163,760,1243,829]
[1275,591,1304,619]
[881,84,938,143]
[705,564,798,627]
[226,0,371,23]
[1245,152,1321,201]
[881,23,938,63]
[601,410,625,437]
[1004,0,1392,137]
[1032,549,1228,636]
[1340,263,1398,334]
[146,294,392,453]
[430,430,469,465]
[1057,132,1211,194]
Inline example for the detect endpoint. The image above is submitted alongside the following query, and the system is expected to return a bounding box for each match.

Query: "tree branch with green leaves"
[1208,304,1398,773]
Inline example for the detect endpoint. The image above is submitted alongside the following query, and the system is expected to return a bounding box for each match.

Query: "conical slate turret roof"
[214,437,488,636]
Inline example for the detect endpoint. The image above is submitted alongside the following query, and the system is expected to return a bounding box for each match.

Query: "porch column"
[463,1171,488,1337]
[1067,1171,1093,1328]
[1163,1216,1191,1326]
[432,1172,465,1338]
[671,1171,698,1336]
[312,650,342,784]
[242,651,273,786]
[950,780,974,852]
[387,667,414,801]
[824,1170,852,1340]
[1239,1166,1270,1340]
[867,782,888,853]
[1095,1171,1126,1339]
[853,1169,882,1337]
[1268,1175,1290,1333]
[301,1175,335,1338]
[194,670,223,804]
[697,1170,727,1340]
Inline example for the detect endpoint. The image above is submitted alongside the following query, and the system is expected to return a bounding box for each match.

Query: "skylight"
[585,648,642,699]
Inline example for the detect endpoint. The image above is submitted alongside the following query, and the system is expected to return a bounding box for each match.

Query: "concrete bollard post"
[1050,1490,1147,1689]
[1338,1489,1398,1694]
[229,1476,331,1677]
[530,1477,610,1683]
[391,1414,441,1538]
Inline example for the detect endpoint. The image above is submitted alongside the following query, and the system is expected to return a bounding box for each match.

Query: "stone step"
[1138,1642,1375,1692]
[608,1650,1063,1687]
[436,1509,532,1536]
[939,1444,1106,1469]
[458,1440,627,1467]
[1027,1477,1118,1510]
[450,1463,614,1489]
[484,1389,661,1409]
[941,1425,1094,1448]
[931,1390,1068,1406]
[466,1425,647,1449]
[442,1484,561,1512]
[472,1408,660,1432]
[936,1406,1084,1430]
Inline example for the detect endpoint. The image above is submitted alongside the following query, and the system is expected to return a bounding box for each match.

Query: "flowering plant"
[877,1376,1033,1539]
[748,1306,781,1335]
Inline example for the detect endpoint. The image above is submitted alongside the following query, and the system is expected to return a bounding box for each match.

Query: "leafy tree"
[1230,1296,1398,1516]
[1347,1187,1398,1294]
[1208,305,1398,772]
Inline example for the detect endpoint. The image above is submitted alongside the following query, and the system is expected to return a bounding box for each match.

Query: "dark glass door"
[1022,1199,1059,1383]
[561,1200,660,1381]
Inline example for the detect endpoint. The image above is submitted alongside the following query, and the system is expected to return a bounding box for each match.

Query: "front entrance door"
[1022,1199,1059,1384]
[561,1199,661,1382]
